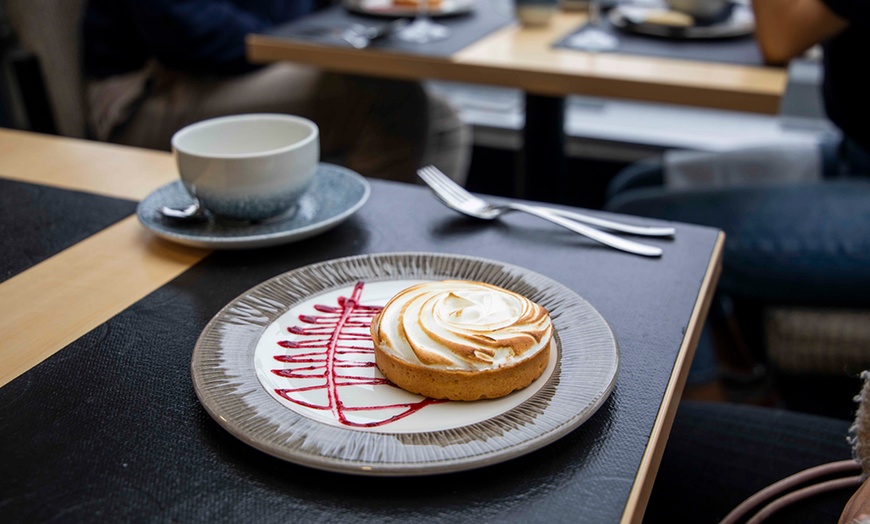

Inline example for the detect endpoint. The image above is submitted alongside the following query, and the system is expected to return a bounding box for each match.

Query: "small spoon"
[160,201,207,222]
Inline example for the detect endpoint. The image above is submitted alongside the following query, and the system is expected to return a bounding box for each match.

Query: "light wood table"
[248,9,787,201]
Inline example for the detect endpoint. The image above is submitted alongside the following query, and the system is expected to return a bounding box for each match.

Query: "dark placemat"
[0,178,137,283]
[0,180,720,523]
[265,2,513,56]
[554,9,763,66]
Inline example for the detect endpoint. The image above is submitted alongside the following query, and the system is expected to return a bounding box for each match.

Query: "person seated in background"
[82,0,471,185]
[753,0,869,178]
[608,0,868,198]
[604,0,870,403]
[753,0,868,179]
[622,2,870,520]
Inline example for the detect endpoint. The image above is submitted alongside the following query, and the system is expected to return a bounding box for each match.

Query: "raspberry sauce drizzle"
[272,281,442,428]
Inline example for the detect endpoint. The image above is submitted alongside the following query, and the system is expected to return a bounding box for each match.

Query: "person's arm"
[752,0,849,65]
[125,0,274,74]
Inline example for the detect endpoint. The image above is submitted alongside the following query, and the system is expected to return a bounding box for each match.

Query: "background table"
[247,7,787,202]
[0,129,722,523]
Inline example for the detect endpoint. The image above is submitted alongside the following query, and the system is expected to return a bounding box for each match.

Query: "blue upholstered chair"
[607,170,870,417]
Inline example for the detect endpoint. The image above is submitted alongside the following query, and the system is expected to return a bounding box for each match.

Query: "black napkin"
[0,178,137,282]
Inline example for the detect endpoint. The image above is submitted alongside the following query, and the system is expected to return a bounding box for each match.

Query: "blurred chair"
[607,180,870,418]
[1,0,87,137]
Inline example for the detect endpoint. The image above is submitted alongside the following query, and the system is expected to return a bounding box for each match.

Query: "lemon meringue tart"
[370,280,553,401]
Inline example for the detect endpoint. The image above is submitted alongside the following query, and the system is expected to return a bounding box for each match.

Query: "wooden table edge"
[0,129,178,201]
[620,230,725,524]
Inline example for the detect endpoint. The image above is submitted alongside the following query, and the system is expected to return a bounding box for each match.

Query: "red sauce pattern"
[272,281,441,428]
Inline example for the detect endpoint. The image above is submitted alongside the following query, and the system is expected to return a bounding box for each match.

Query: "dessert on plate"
[370,280,553,401]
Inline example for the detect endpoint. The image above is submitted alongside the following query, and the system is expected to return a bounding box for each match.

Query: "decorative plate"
[191,253,619,475]
[342,0,478,18]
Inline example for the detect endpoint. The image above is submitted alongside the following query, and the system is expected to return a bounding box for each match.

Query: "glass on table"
[397,0,450,43]
[566,0,619,51]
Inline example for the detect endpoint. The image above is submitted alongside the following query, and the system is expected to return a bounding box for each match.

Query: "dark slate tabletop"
[0,177,720,523]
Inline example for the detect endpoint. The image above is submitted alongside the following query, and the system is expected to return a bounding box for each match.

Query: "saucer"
[137,163,370,249]
[609,2,754,39]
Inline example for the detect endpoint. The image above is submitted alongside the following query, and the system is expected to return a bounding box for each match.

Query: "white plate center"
[254,279,557,433]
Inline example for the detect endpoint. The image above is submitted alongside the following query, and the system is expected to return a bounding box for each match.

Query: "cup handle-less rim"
[171,113,319,161]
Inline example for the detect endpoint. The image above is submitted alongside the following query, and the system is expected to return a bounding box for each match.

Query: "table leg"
[520,93,566,203]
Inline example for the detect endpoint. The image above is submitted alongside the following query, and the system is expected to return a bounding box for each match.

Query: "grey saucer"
[137,163,370,249]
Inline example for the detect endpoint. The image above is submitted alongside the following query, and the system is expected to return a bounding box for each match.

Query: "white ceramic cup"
[171,114,319,222]
[515,0,558,27]
[665,0,729,20]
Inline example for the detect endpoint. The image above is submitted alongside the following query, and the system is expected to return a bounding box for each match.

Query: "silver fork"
[418,165,664,257]
[421,166,674,237]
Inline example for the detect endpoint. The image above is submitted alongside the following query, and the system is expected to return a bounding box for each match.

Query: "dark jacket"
[820,0,870,151]
[83,0,316,78]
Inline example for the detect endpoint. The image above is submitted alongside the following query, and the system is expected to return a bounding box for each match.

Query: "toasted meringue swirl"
[374,280,552,370]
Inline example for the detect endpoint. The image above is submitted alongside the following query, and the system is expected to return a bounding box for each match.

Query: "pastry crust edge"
[371,311,552,401]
